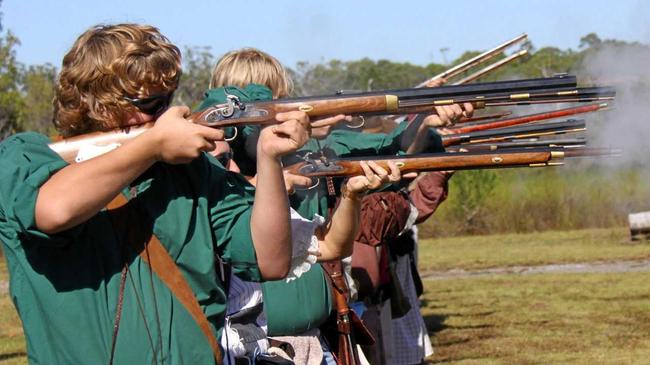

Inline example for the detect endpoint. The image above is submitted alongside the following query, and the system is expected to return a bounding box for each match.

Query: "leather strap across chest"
[106,193,223,364]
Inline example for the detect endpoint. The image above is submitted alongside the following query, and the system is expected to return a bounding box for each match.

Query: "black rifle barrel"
[279,75,578,103]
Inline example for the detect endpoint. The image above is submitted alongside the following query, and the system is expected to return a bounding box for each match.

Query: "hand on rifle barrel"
[258,111,311,159]
[344,161,402,199]
[422,78,474,127]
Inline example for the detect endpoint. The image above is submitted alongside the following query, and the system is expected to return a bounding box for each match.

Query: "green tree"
[579,33,602,49]
[175,46,215,109]
[446,170,499,234]
[20,64,57,135]
[0,29,24,140]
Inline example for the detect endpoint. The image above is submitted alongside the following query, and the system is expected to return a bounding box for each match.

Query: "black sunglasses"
[123,92,173,116]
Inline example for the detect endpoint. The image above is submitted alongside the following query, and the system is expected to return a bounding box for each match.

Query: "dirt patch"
[421,258,650,280]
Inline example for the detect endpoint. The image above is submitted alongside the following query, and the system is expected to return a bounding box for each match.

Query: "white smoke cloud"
[579,41,650,168]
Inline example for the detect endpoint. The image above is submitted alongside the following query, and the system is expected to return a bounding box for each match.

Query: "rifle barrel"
[453,49,529,85]
[449,103,606,134]
[286,147,563,178]
[485,96,614,107]
[397,86,614,110]
[286,145,617,178]
[458,111,513,123]
[442,119,587,146]
[563,147,622,158]
[457,138,587,152]
[418,34,528,87]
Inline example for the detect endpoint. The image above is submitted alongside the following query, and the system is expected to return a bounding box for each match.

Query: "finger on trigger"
[297,176,312,187]
[311,116,340,128]
[199,125,225,141]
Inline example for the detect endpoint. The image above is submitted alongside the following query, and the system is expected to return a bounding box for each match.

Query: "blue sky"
[3,0,649,68]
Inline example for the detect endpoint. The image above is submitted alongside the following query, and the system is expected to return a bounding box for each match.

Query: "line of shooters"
[0,25,616,365]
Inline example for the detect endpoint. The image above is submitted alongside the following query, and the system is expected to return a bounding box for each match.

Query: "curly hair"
[210,48,293,99]
[53,24,182,136]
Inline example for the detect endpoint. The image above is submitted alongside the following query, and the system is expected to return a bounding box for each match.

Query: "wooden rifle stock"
[189,95,397,127]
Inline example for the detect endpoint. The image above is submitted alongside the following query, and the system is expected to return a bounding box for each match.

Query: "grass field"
[0,283,24,364]
[423,273,650,364]
[1,227,649,364]
[419,228,650,364]
[417,227,649,272]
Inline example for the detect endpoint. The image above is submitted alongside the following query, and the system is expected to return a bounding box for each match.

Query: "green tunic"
[0,132,261,364]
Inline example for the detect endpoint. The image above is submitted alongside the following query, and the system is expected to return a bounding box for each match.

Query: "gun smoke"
[580,41,650,168]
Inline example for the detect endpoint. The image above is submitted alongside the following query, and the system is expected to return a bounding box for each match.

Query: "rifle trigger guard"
[224,126,238,142]
[346,116,365,129]
[293,176,321,192]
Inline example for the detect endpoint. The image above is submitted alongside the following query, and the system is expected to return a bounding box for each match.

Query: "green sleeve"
[206,158,262,282]
[0,132,78,247]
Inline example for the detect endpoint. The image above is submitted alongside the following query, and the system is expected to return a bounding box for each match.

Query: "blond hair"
[53,23,182,136]
[210,48,293,98]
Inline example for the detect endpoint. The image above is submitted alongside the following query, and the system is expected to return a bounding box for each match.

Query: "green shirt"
[0,132,261,364]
